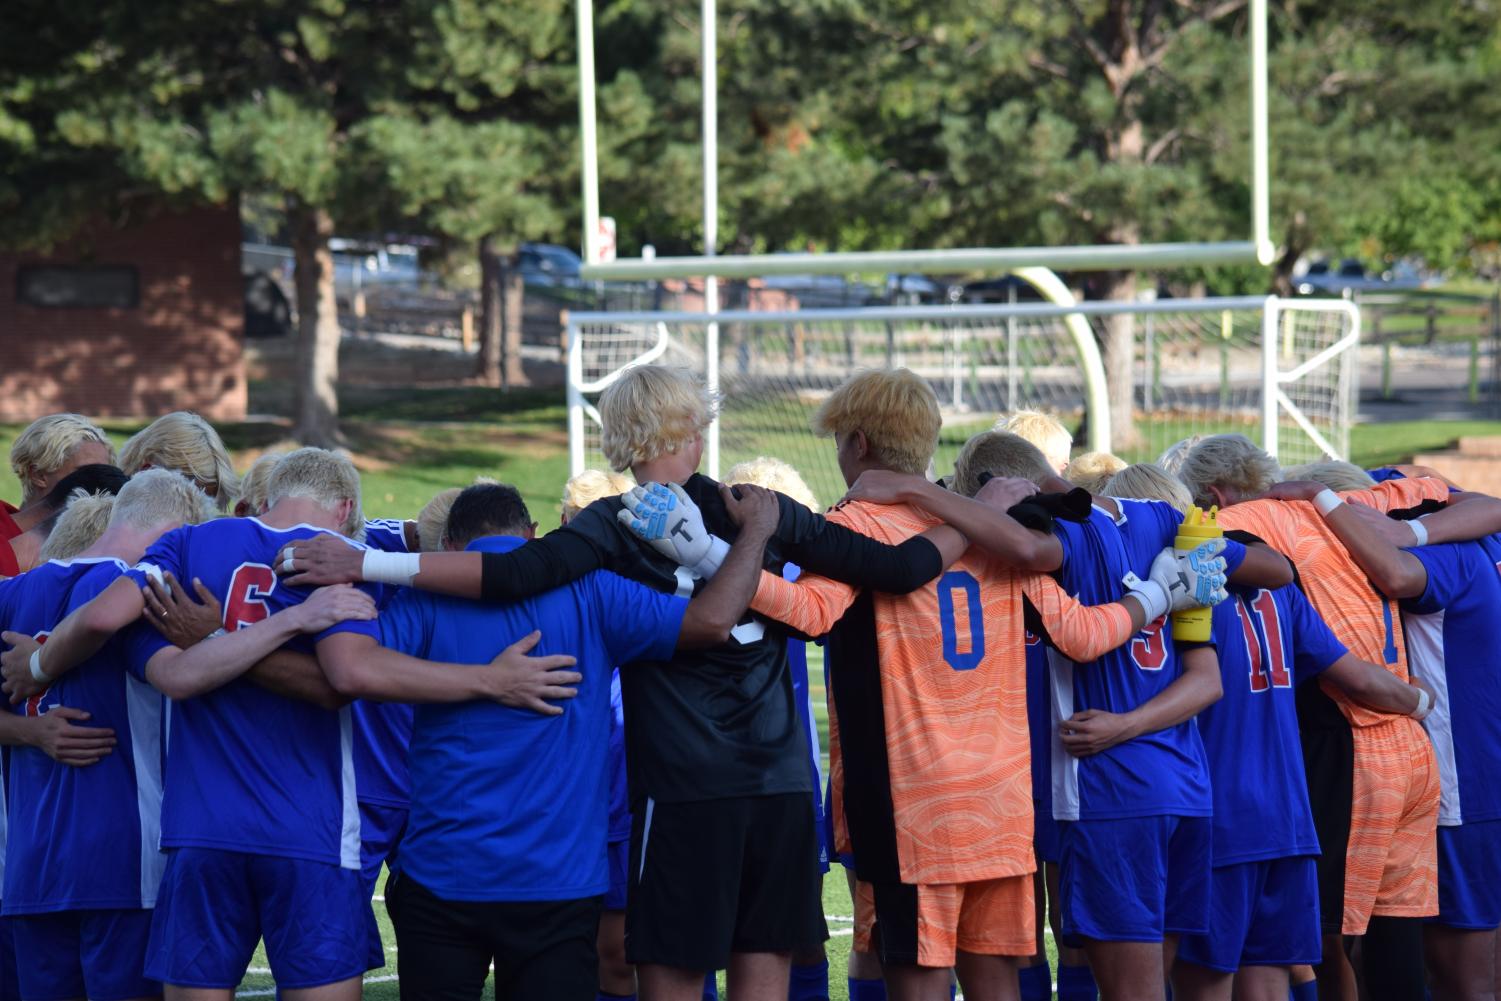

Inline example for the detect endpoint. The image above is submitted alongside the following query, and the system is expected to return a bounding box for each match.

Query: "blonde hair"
[1066,451,1128,494]
[10,414,114,503]
[1156,435,1205,477]
[724,457,819,512]
[119,412,240,511]
[950,431,1054,497]
[1178,434,1282,508]
[38,490,116,562]
[237,451,285,517]
[811,369,941,477]
[599,366,718,472]
[1281,460,1375,493]
[994,410,1072,473]
[417,488,464,551]
[265,448,364,538]
[560,469,634,523]
[107,467,217,534]
[1104,463,1194,514]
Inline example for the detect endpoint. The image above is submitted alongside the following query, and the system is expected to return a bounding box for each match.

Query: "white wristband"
[691,535,731,580]
[29,648,50,684]
[1408,518,1429,547]
[1411,685,1432,719]
[1122,572,1170,623]
[1313,489,1344,517]
[361,550,422,586]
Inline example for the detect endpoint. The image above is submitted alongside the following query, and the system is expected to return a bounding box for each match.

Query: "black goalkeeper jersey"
[471,473,944,805]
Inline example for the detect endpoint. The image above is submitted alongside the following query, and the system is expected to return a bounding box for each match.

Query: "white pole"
[577,0,601,266]
[1250,0,1274,266]
[1261,295,1280,459]
[702,0,720,478]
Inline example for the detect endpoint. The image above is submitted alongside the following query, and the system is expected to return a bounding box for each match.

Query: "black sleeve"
[774,496,943,595]
[477,507,617,602]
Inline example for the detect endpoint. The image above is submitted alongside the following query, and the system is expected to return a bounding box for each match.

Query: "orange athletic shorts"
[1342,717,1440,934]
[854,873,1034,968]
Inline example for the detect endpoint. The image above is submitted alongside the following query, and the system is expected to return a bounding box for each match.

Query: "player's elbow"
[677,610,736,649]
[320,656,380,700]
[1371,561,1425,601]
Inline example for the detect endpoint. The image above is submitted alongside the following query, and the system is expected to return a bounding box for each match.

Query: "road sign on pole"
[598,217,618,264]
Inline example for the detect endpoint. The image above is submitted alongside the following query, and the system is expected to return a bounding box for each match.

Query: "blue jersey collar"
[464,535,528,554]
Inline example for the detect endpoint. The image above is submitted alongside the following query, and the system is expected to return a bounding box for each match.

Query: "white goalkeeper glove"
[1122,539,1229,621]
[617,482,730,578]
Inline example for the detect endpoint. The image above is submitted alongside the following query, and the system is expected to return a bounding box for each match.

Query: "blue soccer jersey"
[606,669,630,844]
[1049,500,1213,820]
[362,519,410,554]
[128,518,383,869]
[0,559,167,913]
[380,535,686,902]
[1401,536,1501,826]
[352,701,413,809]
[1199,584,1347,865]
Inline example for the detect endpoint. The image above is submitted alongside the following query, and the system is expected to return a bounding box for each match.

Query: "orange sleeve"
[1019,572,1135,661]
[1345,477,1449,512]
[751,569,858,638]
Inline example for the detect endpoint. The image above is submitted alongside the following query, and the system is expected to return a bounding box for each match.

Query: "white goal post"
[566,296,1359,507]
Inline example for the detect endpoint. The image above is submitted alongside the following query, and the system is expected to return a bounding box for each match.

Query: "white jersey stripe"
[1047,650,1081,822]
[339,706,361,868]
[1403,610,1461,826]
[126,674,167,906]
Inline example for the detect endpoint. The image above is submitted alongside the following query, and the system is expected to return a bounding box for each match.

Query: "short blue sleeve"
[1283,585,1347,683]
[590,571,688,667]
[375,588,438,658]
[120,620,170,682]
[129,525,189,585]
[363,520,411,553]
[1405,543,1472,617]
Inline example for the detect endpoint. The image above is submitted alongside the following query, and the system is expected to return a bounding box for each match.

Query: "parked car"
[1294,257,1440,296]
[517,243,584,288]
[328,239,422,291]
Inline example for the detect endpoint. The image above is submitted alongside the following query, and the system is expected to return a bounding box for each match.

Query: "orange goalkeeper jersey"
[752,498,1134,885]
[1217,477,1449,727]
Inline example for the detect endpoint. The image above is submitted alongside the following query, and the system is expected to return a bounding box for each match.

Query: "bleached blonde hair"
[560,469,634,523]
[1066,451,1128,494]
[107,468,217,534]
[10,414,114,503]
[1281,460,1375,493]
[1156,435,1205,477]
[812,369,941,477]
[599,366,718,472]
[38,490,116,562]
[1105,462,1194,514]
[1178,434,1283,508]
[265,448,364,539]
[725,457,819,512]
[949,431,1054,497]
[119,412,240,511]
[417,487,464,551]
[993,410,1072,473]
[236,451,285,517]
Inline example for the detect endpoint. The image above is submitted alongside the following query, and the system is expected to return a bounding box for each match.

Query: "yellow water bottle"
[1171,505,1222,642]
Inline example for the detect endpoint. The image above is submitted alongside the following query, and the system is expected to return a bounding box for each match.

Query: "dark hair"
[42,464,129,510]
[443,483,531,548]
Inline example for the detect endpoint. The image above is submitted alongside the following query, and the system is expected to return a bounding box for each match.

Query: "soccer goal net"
[566,296,1358,509]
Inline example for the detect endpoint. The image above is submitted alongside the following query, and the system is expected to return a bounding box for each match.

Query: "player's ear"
[524,521,537,540]
[854,430,870,460]
[1207,484,1233,508]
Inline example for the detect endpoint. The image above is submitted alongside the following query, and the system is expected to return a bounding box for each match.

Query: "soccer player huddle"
[0,370,1489,1001]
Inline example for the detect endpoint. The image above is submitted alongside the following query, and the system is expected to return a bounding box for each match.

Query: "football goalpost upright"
[565,0,1360,486]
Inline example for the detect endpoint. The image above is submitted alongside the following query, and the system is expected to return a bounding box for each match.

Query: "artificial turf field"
[1,391,1495,997]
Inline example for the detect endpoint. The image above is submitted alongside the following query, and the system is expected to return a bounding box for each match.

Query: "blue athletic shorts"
[145,848,376,989]
[605,839,630,911]
[11,909,158,1001]
[1034,800,1062,864]
[1433,821,1501,931]
[359,800,408,970]
[1177,856,1321,972]
[1059,815,1212,944]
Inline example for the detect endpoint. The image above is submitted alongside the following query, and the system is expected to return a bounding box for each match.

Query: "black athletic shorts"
[626,792,828,968]
[385,870,601,1001]
[1298,681,1355,936]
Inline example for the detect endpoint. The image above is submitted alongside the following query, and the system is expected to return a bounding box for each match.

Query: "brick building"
[0,201,246,423]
